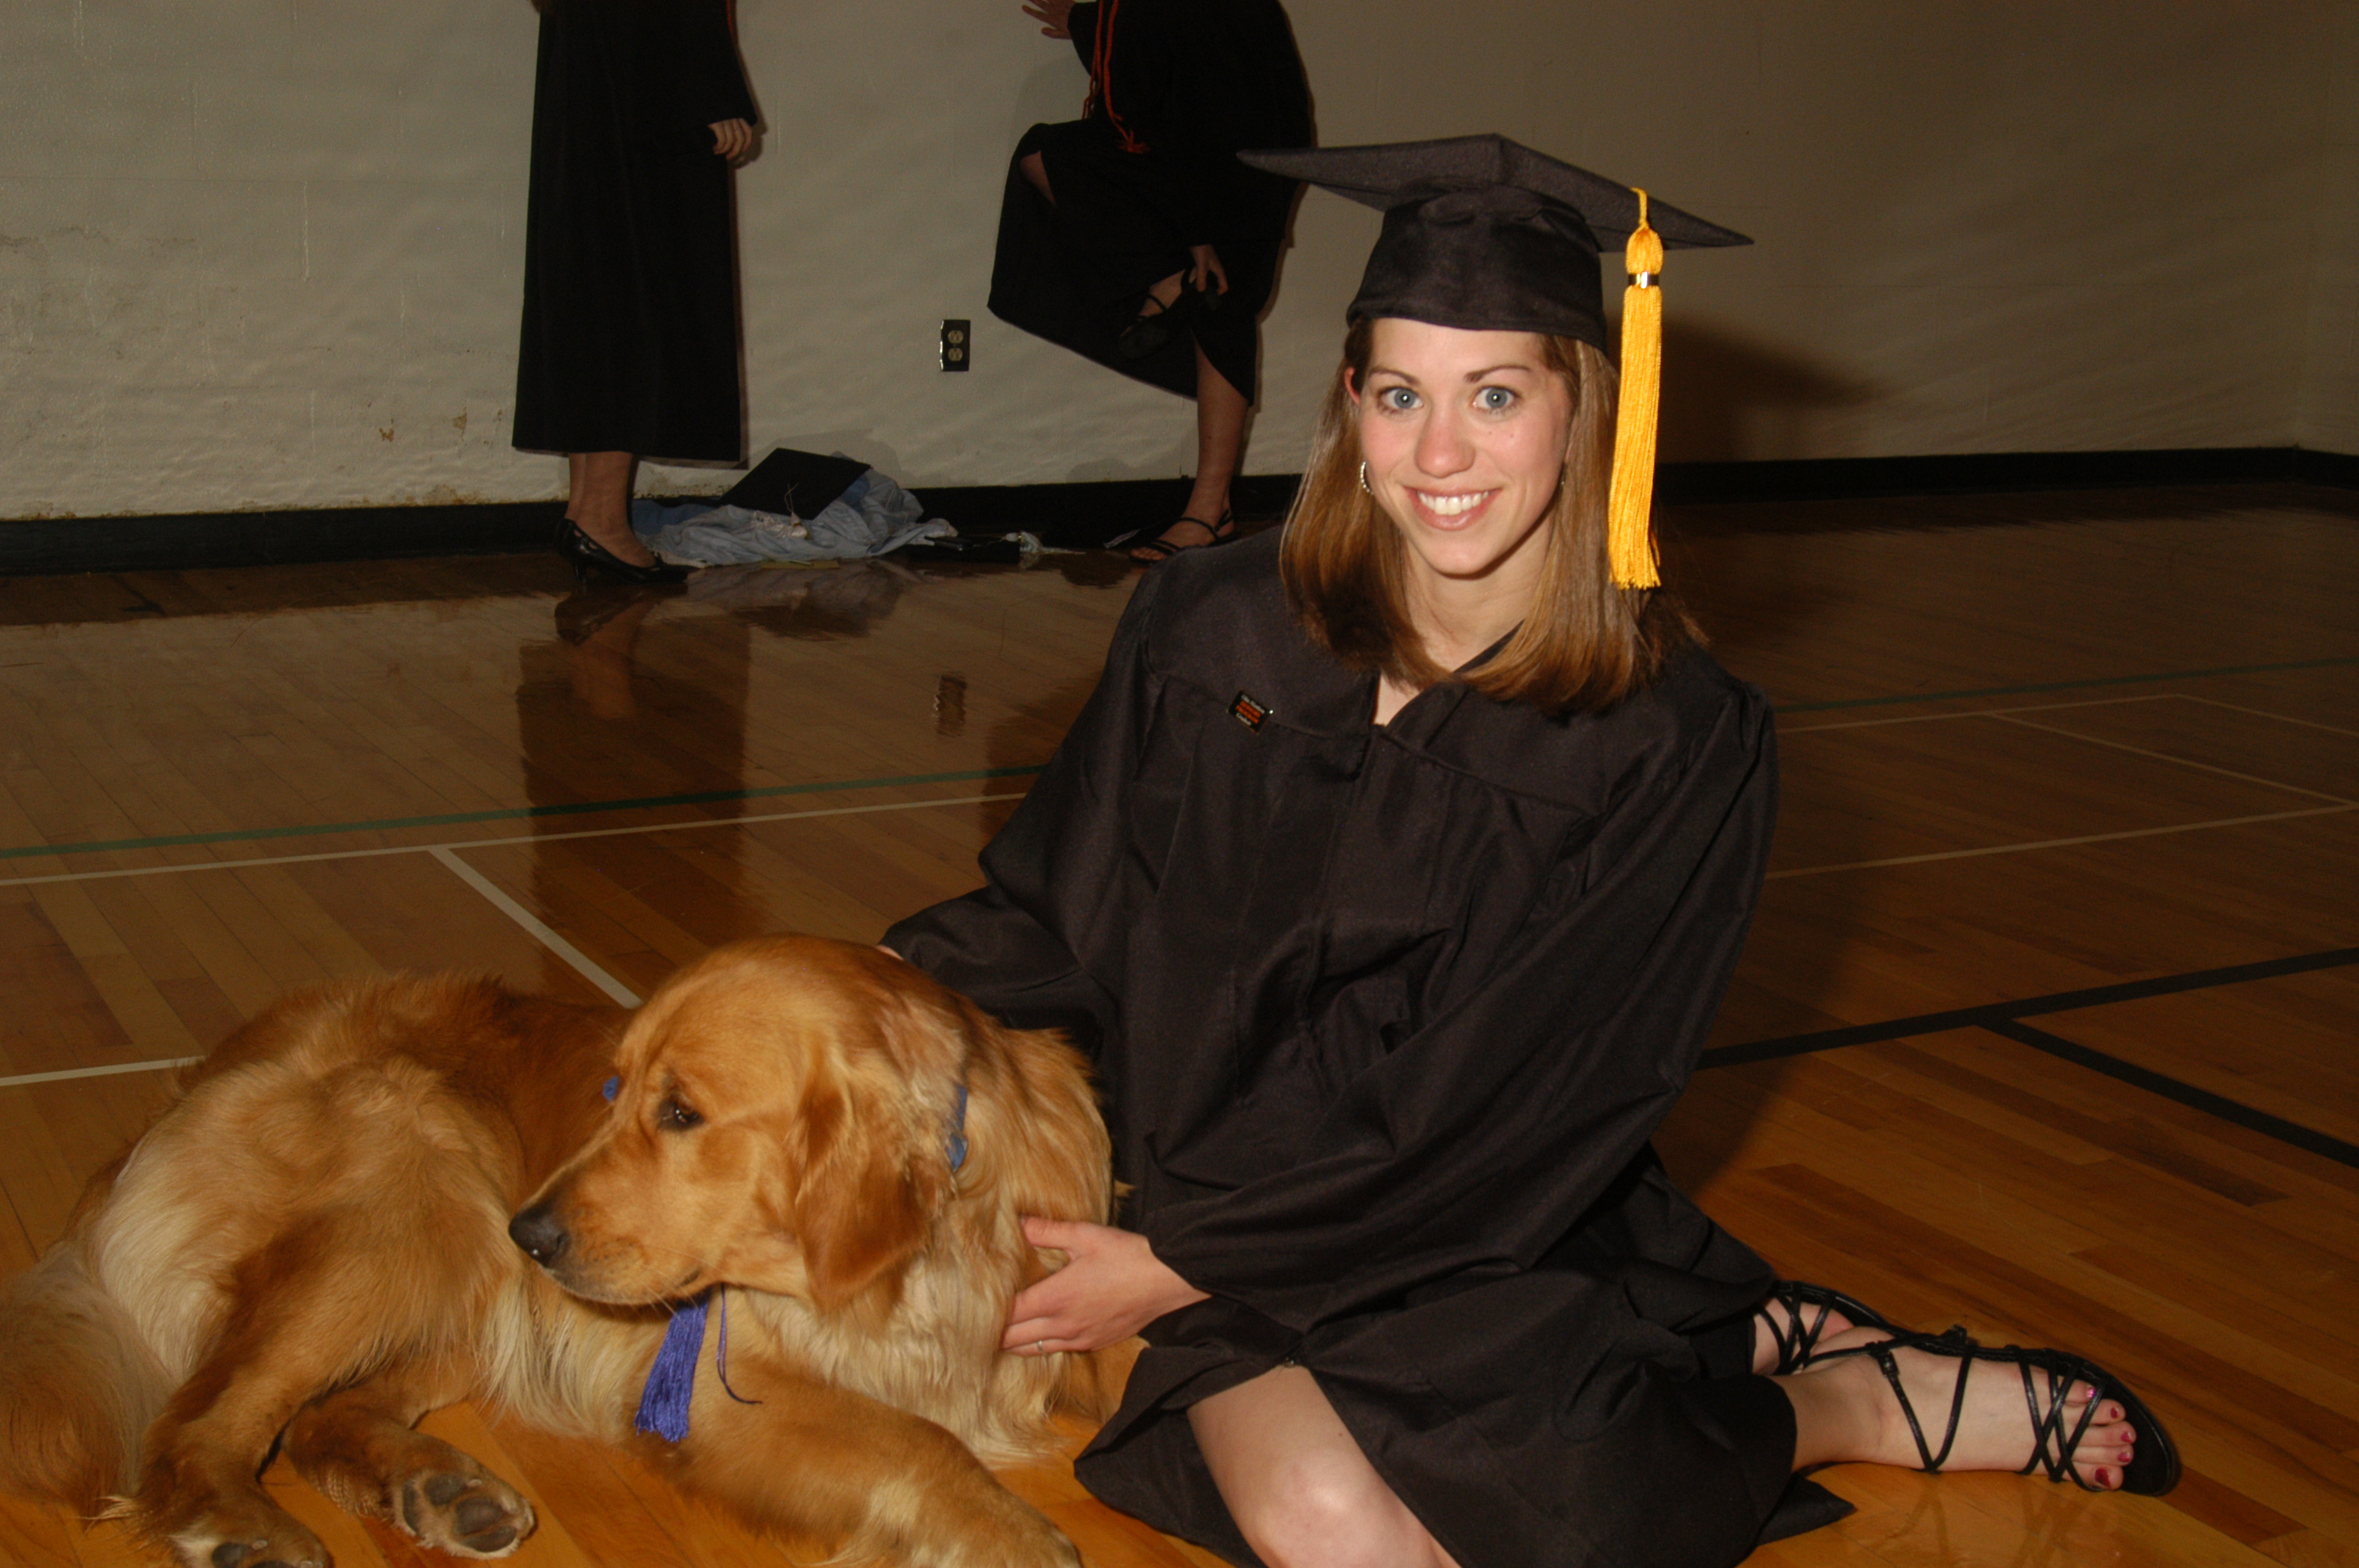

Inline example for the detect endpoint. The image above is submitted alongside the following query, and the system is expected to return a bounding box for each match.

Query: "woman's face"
[1350,319,1576,591]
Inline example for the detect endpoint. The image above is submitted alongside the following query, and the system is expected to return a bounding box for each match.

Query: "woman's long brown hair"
[1279,320,1697,715]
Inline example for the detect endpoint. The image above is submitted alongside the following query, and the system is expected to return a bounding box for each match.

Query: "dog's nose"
[507,1204,570,1266]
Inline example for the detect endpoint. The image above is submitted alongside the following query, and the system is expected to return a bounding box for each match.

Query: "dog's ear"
[789,1079,947,1311]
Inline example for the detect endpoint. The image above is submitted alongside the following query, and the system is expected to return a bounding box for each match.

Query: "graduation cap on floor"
[722,447,873,519]
[1241,135,1750,590]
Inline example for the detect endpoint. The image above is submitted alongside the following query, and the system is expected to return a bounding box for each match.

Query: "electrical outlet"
[940,319,971,372]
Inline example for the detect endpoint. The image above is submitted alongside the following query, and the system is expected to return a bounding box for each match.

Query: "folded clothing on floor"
[631,468,953,566]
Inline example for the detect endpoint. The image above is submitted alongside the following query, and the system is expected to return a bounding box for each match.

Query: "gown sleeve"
[881,568,1172,1041]
[1066,2,1099,65]
[1143,685,1779,1334]
[674,0,758,129]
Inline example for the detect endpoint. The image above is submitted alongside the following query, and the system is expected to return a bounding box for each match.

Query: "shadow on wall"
[1007,55,1089,147]
[1656,321,1881,466]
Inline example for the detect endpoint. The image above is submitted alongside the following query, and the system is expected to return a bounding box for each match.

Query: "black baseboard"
[4,448,2351,576]
[0,501,571,577]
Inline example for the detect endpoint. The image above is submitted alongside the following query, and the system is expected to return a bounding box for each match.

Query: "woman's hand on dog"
[1003,1217,1209,1354]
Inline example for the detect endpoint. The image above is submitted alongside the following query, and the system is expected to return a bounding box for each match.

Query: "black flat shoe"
[1814,1327,2181,1496]
[1127,511,1235,564]
[556,520,689,585]
[1115,277,1216,361]
[1758,1281,1903,1374]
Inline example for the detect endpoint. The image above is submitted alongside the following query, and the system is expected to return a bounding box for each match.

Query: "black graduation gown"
[886,533,1812,1567]
[514,0,756,463]
[989,0,1314,402]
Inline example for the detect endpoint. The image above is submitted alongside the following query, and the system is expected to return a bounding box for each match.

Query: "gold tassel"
[1606,190,1664,590]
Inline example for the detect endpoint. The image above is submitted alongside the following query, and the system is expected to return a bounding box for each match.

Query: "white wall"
[2297,1,2359,454]
[2,0,2351,521]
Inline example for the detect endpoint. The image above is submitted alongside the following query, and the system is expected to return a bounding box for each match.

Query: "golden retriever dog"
[0,935,1113,1568]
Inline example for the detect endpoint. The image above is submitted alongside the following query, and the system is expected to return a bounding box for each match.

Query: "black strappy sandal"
[1758,1281,1902,1375]
[1814,1327,2181,1495]
[1126,511,1235,564]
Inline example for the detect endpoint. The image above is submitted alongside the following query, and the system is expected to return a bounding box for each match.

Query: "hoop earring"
[1358,460,1372,496]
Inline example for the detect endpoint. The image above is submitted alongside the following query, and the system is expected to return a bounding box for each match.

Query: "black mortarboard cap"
[1239,134,1748,350]
[1240,134,1752,589]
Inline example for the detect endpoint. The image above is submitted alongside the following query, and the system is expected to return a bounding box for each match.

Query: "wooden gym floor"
[0,481,2353,1568]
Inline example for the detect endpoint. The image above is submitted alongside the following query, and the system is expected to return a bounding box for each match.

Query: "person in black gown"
[514,0,758,583]
[889,136,2177,1567]
[993,0,1313,561]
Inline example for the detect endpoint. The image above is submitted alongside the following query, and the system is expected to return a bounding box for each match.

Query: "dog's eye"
[656,1096,703,1131]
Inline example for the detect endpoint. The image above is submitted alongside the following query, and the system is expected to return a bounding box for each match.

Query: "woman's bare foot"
[1754,1297,1860,1374]
[571,509,658,568]
[1781,1327,2138,1490]
[1127,514,1232,561]
[1764,1292,1887,1367]
[1137,269,1185,319]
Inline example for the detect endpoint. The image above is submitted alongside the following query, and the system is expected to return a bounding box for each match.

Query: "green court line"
[1776,654,2359,713]
[0,766,1048,862]
[3,652,2353,863]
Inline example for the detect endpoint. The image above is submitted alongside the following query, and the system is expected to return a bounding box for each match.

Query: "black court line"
[1702,944,2359,1172]
[1773,653,2359,714]
[1981,1018,2359,1170]
[1703,946,2359,1068]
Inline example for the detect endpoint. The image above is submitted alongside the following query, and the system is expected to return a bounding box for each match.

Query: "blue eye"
[1379,386,1419,411]
[1477,387,1516,412]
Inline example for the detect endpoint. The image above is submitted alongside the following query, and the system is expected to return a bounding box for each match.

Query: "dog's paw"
[980,1493,1084,1568]
[1026,1530,1085,1568]
[168,1515,328,1568]
[1040,1525,1085,1568]
[394,1465,536,1559]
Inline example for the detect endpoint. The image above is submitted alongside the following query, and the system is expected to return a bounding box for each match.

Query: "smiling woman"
[1284,315,1689,720]
[887,136,2178,1568]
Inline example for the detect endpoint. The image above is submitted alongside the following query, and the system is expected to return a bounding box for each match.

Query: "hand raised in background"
[709,118,755,163]
[1022,0,1076,40]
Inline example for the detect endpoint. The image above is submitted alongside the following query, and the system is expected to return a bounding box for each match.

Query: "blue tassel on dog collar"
[634,1295,708,1441]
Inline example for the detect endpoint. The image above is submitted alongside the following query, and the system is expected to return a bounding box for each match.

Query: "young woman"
[887,136,2175,1568]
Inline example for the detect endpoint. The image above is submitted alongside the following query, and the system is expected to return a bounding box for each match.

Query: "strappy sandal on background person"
[1117,274,1218,361]
[1127,510,1235,564]
[1812,1327,2182,1495]
[1758,1280,1903,1375]
[556,519,689,586]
